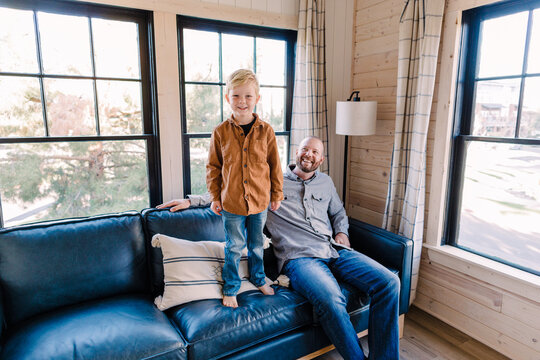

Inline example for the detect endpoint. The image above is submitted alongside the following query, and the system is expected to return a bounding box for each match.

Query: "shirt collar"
[285,164,318,183]
[227,113,262,127]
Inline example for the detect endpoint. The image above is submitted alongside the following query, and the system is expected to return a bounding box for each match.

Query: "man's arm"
[327,180,349,244]
[156,193,211,212]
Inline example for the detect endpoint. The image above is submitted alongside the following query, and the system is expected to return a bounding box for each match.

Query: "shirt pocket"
[222,142,239,164]
[250,139,267,163]
[311,192,330,216]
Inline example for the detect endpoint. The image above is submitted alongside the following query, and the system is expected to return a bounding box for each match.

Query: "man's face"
[295,138,325,173]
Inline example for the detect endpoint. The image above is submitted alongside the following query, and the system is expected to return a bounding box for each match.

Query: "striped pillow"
[152,233,257,310]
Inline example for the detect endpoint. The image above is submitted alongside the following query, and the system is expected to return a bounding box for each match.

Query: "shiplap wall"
[351,0,540,359]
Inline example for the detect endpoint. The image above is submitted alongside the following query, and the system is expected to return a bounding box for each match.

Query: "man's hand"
[156,199,191,212]
[270,200,281,211]
[211,200,223,216]
[334,232,350,247]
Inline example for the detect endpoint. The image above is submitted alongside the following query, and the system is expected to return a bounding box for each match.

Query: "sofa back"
[0,212,149,326]
[142,207,225,295]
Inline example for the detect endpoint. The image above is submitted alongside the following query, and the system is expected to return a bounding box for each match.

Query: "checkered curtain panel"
[383,0,445,303]
[290,0,329,174]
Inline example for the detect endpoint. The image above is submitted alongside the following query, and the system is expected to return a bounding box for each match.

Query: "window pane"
[259,87,285,131]
[92,19,140,79]
[0,140,149,227]
[477,12,528,78]
[185,84,221,133]
[97,80,142,135]
[0,76,44,137]
[472,79,520,137]
[256,38,285,86]
[44,79,96,136]
[183,29,219,82]
[520,76,540,139]
[527,9,540,74]
[38,12,92,76]
[276,135,289,171]
[189,138,210,195]
[222,34,253,79]
[457,142,540,273]
[0,7,38,73]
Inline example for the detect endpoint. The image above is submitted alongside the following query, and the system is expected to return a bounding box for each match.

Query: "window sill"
[423,244,540,302]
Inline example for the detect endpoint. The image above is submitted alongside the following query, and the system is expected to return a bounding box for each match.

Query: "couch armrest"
[0,289,4,348]
[348,217,413,315]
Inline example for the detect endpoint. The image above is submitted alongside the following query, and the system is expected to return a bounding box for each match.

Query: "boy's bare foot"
[223,295,238,308]
[258,283,275,295]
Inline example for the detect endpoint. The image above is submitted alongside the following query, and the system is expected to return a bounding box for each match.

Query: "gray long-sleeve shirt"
[266,165,349,273]
[186,165,349,273]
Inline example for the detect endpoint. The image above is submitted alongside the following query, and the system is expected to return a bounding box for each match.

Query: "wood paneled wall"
[351,1,540,359]
[347,0,401,226]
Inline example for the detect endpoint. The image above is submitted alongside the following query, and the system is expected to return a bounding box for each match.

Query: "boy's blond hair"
[226,69,260,95]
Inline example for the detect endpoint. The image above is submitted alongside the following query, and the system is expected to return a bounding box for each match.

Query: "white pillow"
[152,233,258,310]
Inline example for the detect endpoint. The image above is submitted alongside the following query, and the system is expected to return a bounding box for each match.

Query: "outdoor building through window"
[447,0,540,275]
[178,16,296,195]
[0,0,160,228]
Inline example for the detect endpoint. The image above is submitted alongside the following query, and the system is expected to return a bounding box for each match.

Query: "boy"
[207,69,283,308]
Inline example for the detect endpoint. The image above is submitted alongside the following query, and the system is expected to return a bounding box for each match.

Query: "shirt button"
[304,198,307,201]
[244,164,247,168]
[244,148,247,151]
[244,180,247,184]
[244,195,248,200]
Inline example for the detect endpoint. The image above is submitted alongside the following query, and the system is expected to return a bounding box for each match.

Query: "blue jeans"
[221,209,268,296]
[283,249,400,360]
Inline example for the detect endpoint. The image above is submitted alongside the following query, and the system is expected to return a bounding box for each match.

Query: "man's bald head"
[295,136,325,175]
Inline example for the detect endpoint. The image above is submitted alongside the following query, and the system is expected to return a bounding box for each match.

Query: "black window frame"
[0,0,162,228]
[177,15,296,196]
[446,0,540,275]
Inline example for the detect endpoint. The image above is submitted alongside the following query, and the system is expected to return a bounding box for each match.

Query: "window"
[178,16,296,195]
[447,0,540,275]
[0,0,160,228]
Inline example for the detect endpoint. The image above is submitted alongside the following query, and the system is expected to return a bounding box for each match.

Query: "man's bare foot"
[223,295,238,308]
[258,283,275,295]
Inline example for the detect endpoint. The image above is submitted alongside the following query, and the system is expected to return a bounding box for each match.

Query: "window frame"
[0,0,162,228]
[445,0,540,275]
[177,15,296,196]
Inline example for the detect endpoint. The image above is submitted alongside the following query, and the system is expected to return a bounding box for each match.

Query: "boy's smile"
[225,82,260,124]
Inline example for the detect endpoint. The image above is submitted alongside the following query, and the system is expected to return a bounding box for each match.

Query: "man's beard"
[296,156,319,173]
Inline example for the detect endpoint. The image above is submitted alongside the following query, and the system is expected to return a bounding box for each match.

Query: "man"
[158,136,400,360]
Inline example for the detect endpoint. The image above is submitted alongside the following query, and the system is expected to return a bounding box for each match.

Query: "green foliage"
[0,87,148,225]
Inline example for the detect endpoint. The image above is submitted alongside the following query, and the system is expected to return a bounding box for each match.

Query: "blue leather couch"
[0,206,413,360]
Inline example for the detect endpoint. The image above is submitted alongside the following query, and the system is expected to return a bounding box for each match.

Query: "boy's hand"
[270,201,281,211]
[211,201,223,216]
[156,199,191,212]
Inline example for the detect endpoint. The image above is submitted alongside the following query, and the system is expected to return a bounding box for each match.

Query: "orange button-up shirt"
[206,114,283,216]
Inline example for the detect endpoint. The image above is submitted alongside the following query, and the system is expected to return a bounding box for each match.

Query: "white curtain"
[383,0,445,302]
[290,0,329,173]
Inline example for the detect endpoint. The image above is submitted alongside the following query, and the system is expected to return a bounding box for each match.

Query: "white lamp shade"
[336,100,377,136]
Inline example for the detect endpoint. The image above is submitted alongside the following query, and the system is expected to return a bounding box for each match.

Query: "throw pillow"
[152,234,258,310]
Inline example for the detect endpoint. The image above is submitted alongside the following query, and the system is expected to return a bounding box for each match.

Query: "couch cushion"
[142,207,226,295]
[0,212,149,325]
[167,287,312,360]
[0,294,187,360]
[152,234,257,310]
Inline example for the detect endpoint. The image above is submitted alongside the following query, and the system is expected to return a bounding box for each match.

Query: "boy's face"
[225,82,260,121]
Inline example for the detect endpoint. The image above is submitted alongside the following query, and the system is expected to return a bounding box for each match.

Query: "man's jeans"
[221,209,268,296]
[283,249,400,360]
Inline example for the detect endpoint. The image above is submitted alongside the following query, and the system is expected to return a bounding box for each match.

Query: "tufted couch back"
[0,212,149,326]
